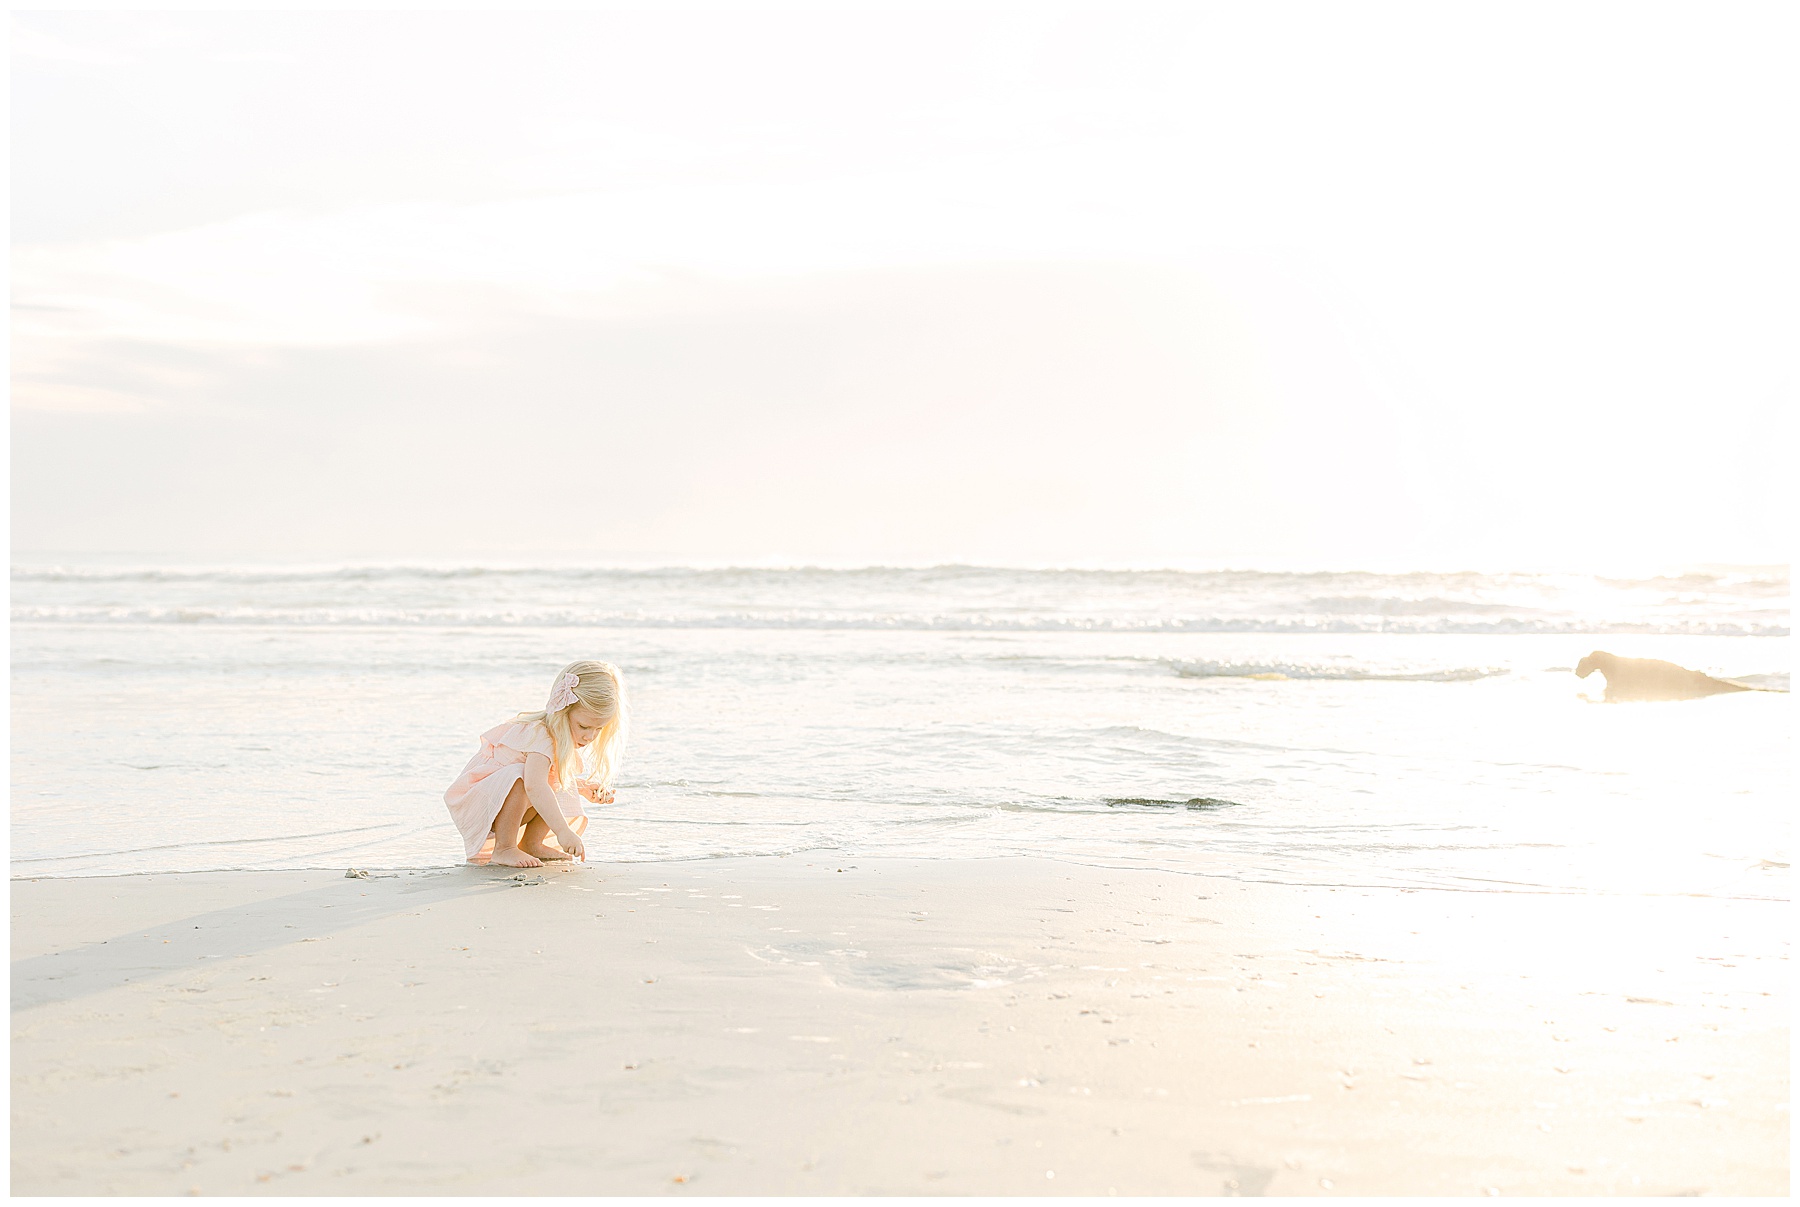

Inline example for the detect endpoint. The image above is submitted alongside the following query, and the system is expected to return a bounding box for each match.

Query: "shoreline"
[13,862,1791,904]
[12,856,1788,1195]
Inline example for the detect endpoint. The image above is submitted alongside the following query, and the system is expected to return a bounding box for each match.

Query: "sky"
[10,3,1796,568]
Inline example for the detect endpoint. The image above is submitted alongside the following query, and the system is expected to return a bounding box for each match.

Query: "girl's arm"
[521,754,581,849]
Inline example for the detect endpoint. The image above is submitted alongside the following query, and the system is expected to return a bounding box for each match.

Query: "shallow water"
[10,562,1789,899]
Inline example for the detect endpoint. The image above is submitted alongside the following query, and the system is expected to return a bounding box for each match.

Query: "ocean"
[10,561,1789,899]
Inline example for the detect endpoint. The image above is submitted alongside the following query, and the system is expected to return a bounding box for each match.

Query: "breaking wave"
[1168,660,1510,682]
[8,605,1787,637]
[11,562,1789,636]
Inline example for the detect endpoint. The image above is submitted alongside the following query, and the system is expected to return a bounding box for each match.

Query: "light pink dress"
[444,719,587,864]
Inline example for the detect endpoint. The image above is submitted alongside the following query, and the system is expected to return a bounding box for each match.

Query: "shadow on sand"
[11,867,521,1013]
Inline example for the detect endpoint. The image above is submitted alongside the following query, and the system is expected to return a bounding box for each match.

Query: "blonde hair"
[513,660,628,790]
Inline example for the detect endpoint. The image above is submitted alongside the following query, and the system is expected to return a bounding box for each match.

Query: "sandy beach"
[11,857,1787,1196]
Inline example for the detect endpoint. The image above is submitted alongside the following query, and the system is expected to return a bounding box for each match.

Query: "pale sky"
[11,3,1795,568]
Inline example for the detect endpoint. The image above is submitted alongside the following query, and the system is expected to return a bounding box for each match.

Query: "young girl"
[444,661,629,868]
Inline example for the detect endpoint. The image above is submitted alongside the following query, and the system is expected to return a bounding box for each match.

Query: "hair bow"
[545,671,580,714]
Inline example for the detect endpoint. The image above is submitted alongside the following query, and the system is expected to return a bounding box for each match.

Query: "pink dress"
[444,719,587,864]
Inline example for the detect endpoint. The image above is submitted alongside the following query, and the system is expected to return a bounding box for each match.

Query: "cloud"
[12,265,1371,561]
[9,22,136,66]
[6,140,1254,350]
[11,5,1793,564]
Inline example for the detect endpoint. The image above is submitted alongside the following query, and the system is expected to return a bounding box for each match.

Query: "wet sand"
[11,857,1788,1195]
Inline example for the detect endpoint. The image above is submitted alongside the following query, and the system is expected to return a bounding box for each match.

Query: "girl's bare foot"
[520,841,572,862]
[490,847,542,868]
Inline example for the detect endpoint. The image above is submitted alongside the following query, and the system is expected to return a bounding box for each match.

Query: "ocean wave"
[1727,672,1791,692]
[1599,571,1791,594]
[1300,595,1526,616]
[14,561,1787,638]
[9,605,1788,637]
[1168,660,1510,682]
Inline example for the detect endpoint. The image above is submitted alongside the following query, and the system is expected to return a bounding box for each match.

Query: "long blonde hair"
[513,660,629,789]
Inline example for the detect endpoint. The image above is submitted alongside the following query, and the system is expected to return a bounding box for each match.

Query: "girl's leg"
[489,781,542,868]
[520,810,572,861]
[522,812,588,861]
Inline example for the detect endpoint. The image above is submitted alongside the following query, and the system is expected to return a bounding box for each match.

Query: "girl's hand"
[560,833,586,861]
[578,781,615,805]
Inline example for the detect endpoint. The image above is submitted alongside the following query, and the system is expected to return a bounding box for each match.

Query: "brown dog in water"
[1575,650,1754,702]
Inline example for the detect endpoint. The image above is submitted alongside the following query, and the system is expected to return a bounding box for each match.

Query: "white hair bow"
[545,671,580,714]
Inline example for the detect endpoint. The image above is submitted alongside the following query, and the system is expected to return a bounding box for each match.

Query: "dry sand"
[11,857,1788,1195]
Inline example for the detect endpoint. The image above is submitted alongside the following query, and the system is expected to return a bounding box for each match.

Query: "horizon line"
[9,552,1792,579]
